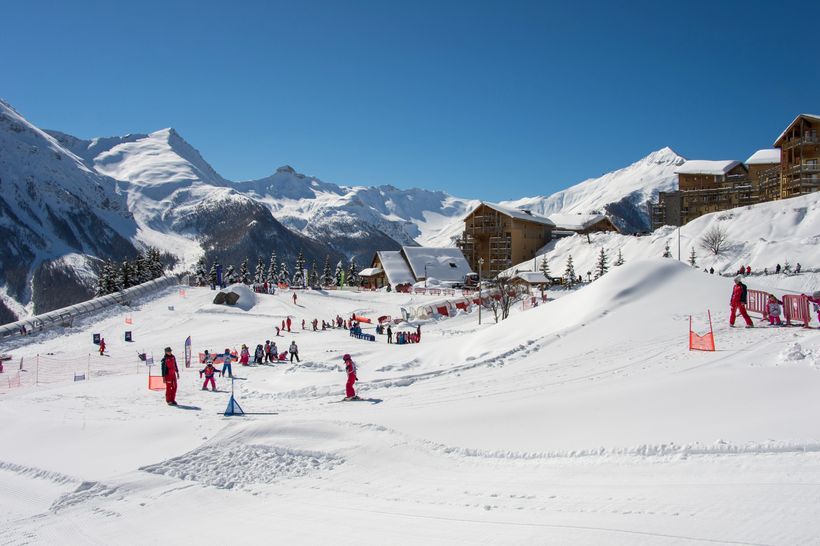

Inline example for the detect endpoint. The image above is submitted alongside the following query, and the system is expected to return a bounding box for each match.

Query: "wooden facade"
[457,203,553,278]
[775,114,820,198]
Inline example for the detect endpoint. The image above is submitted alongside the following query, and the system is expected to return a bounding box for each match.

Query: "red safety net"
[148,375,165,390]
[783,295,811,327]
[352,315,372,324]
[455,301,469,311]
[377,315,392,324]
[436,305,449,317]
[689,312,716,352]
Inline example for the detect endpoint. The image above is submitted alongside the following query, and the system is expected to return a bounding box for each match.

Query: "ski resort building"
[649,113,820,229]
[364,248,473,289]
[547,213,619,238]
[457,202,555,278]
[775,114,820,199]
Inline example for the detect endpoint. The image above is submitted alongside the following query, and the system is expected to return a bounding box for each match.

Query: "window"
[449,263,457,268]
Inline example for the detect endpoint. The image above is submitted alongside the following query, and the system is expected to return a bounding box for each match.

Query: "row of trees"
[194,251,365,288]
[96,248,167,296]
[535,247,625,288]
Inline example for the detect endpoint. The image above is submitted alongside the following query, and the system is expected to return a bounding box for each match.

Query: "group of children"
[762,291,820,326]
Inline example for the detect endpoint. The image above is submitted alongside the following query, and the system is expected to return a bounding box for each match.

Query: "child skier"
[253,344,264,364]
[239,344,250,366]
[199,361,219,391]
[221,348,234,378]
[808,291,820,324]
[289,341,300,363]
[270,341,278,362]
[343,354,359,401]
[99,338,106,356]
[766,294,782,326]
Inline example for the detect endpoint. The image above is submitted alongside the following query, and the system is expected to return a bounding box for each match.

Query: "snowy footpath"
[2,260,820,545]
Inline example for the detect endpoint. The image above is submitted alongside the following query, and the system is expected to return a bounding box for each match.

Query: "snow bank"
[214,284,257,311]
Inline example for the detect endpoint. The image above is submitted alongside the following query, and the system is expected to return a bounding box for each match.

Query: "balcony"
[786,163,820,175]
[782,135,819,150]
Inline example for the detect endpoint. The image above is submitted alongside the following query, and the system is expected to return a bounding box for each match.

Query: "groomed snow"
[2,259,820,544]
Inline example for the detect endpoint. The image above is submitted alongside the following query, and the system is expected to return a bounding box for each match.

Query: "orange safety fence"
[746,289,769,319]
[148,375,166,391]
[352,315,372,324]
[783,295,811,327]
[125,314,133,325]
[689,312,715,352]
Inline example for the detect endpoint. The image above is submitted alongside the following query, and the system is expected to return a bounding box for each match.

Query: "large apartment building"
[457,202,554,278]
[649,113,819,229]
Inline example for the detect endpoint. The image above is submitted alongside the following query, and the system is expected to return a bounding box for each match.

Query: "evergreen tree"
[292,250,306,287]
[688,247,697,267]
[784,260,792,273]
[594,248,608,279]
[146,248,164,279]
[267,251,277,283]
[347,257,359,287]
[334,260,345,287]
[95,263,109,296]
[322,256,333,286]
[209,262,218,287]
[239,259,250,284]
[539,254,550,279]
[117,260,131,290]
[194,257,207,286]
[663,241,672,258]
[278,260,290,284]
[225,265,236,284]
[309,260,319,288]
[255,256,266,284]
[563,255,576,287]
[614,249,624,266]
[103,260,117,294]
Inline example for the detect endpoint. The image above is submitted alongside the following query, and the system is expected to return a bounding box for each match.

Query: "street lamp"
[478,257,484,325]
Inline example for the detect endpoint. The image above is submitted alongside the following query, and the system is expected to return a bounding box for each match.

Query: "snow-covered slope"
[509,191,820,283]
[2,260,820,544]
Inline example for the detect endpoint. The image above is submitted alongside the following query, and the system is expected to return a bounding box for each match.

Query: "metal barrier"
[0,276,179,340]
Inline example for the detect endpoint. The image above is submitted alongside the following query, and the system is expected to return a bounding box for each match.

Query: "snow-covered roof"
[375,251,415,286]
[358,267,383,277]
[675,160,743,176]
[477,202,555,226]
[513,271,550,284]
[547,213,607,231]
[401,247,473,282]
[745,149,780,165]
[774,114,820,146]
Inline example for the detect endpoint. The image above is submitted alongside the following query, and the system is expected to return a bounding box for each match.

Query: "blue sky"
[3,0,817,200]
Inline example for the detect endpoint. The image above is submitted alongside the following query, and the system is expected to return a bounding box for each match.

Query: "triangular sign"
[224,395,245,416]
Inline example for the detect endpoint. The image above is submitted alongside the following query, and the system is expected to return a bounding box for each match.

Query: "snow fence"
[0,276,180,340]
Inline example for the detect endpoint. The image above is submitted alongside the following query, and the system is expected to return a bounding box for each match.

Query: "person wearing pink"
[766,294,782,326]
[239,345,250,366]
[199,362,218,391]
[730,275,753,328]
[745,265,751,275]
[343,354,358,400]
[807,291,820,324]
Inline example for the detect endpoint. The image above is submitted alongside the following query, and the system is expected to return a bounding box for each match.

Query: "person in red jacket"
[286,316,292,332]
[730,276,753,328]
[199,361,219,391]
[98,338,106,356]
[161,346,180,405]
[343,354,359,400]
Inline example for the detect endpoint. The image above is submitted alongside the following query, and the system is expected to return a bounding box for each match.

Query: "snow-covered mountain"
[0,100,139,323]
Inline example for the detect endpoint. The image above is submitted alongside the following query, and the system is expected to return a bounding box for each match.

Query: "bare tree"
[699,225,730,256]
[484,276,525,321]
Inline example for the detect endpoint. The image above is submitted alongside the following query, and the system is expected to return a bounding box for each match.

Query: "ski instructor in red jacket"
[730,275,753,328]
[161,347,180,406]
[343,354,358,400]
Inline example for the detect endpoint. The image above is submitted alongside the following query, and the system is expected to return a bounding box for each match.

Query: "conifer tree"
[209,262,218,287]
[278,260,290,284]
[292,250,306,287]
[614,249,624,266]
[267,251,277,283]
[663,241,672,258]
[225,264,236,284]
[309,260,319,288]
[322,256,333,286]
[95,263,108,296]
[594,248,608,279]
[563,255,576,287]
[103,260,117,294]
[347,257,359,287]
[194,257,207,286]
[255,256,266,284]
[147,248,164,279]
[539,254,550,279]
[334,260,345,287]
[688,247,697,267]
[239,258,250,284]
[117,260,131,290]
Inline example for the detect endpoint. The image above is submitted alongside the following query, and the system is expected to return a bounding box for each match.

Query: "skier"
[238,344,249,366]
[282,319,286,332]
[200,361,219,391]
[98,337,106,356]
[766,294,783,326]
[387,324,393,344]
[343,354,359,401]
[416,325,421,342]
[221,348,234,378]
[270,341,278,362]
[796,263,802,274]
[807,291,820,324]
[293,293,298,305]
[709,267,714,275]
[729,275,753,328]
[286,316,292,332]
[264,341,271,362]
[746,265,751,275]
[776,263,781,274]
[289,341,300,363]
[302,319,306,330]
[253,344,264,365]
[160,346,179,406]
[275,326,281,337]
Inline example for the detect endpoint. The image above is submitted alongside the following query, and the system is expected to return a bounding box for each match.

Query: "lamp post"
[478,257,484,325]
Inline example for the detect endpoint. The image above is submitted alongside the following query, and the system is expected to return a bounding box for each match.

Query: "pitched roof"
[774,114,820,147]
[376,251,415,286]
[745,149,781,165]
[513,271,550,284]
[401,246,473,282]
[358,267,383,277]
[473,202,555,226]
[675,160,743,176]
[547,213,608,231]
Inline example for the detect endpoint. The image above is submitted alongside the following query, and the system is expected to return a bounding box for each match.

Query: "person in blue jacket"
[221,348,234,378]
